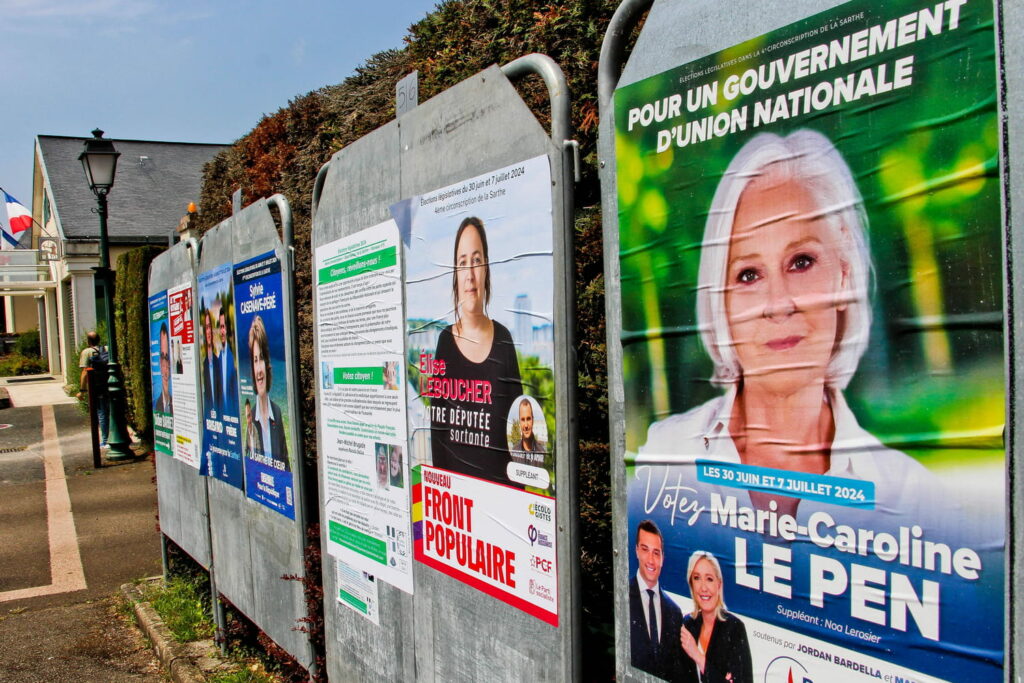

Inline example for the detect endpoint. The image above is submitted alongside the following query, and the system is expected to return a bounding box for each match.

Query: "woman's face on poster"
[690,557,721,614]
[390,447,401,476]
[724,171,848,395]
[252,340,268,398]
[455,225,487,317]
[204,313,214,350]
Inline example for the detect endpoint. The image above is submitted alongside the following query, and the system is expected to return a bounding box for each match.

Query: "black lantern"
[79,129,120,195]
[80,129,132,461]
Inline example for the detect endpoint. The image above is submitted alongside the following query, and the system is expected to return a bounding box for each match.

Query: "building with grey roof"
[1,134,227,379]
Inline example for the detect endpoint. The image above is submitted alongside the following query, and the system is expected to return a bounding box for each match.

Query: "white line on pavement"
[0,404,87,602]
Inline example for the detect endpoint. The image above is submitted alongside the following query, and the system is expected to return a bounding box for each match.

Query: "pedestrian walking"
[77,330,110,450]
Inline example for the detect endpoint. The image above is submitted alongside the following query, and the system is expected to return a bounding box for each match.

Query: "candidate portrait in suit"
[629,519,694,682]
[201,307,221,416]
[154,322,173,416]
[217,306,238,417]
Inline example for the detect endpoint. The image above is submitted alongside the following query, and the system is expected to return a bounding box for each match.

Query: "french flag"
[2,190,31,250]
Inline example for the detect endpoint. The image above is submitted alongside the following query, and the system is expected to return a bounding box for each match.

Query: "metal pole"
[94,190,134,460]
[597,0,655,112]
[87,372,101,469]
[265,193,317,677]
[311,162,330,224]
[500,53,570,142]
[186,235,229,653]
[160,533,170,581]
[597,4,656,680]
[501,53,581,682]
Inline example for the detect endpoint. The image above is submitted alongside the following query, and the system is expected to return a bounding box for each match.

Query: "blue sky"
[0,0,435,209]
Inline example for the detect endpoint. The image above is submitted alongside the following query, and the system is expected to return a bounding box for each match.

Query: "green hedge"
[194,2,618,676]
[115,245,165,447]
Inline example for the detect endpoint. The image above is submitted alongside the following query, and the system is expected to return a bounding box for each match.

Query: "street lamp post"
[80,129,133,461]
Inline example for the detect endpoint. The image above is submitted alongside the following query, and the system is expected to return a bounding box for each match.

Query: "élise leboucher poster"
[394,155,560,625]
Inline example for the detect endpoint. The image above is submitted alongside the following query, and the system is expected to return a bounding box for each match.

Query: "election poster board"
[395,155,559,625]
[615,1,1003,681]
[315,220,414,594]
[149,290,173,456]
[235,251,295,519]
[168,282,200,469]
[198,263,244,489]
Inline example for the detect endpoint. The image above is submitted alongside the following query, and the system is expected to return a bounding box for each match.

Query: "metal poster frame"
[311,54,581,682]
[597,0,1018,680]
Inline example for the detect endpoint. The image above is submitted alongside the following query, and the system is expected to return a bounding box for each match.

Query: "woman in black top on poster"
[431,217,523,486]
[679,551,752,683]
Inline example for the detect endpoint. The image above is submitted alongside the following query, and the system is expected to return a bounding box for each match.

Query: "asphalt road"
[0,399,163,681]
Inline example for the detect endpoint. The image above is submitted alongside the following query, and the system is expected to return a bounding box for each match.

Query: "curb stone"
[120,578,233,683]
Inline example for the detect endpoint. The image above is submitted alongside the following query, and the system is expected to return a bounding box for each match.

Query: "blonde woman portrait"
[640,130,938,517]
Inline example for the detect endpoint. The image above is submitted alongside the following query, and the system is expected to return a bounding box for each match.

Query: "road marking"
[0,404,87,602]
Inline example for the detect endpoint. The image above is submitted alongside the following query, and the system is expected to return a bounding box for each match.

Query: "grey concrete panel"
[149,240,211,568]
[398,65,552,197]
[313,64,577,682]
[313,120,413,683]
[599,1,1011,681]
[207,475,253,607]
[197,218,257,620]
[226,199,311,668]
[401,67,569,683]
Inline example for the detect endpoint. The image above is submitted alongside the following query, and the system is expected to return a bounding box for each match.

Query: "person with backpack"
[77,330,109,450]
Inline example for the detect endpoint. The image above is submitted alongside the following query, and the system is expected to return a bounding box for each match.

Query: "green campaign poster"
[615,1,1004,681]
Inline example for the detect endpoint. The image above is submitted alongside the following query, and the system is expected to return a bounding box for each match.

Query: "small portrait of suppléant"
[507,395,548,467]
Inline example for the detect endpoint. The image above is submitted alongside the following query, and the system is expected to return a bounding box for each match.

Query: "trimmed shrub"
[193,1,622,677]
[14,329,41,357]
[0,353,47,376]
[115,245,165,447]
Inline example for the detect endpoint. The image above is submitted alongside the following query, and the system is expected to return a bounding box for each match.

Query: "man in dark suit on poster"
[630,519,693,682]
[217,306,238,417]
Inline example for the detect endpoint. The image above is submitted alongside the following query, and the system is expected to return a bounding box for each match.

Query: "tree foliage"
[194,1,618,675]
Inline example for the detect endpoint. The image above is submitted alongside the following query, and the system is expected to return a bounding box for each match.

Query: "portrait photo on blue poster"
[615,1,1004,681]
[198,263,244,489]
[149,290,173,457]
[234,251,294,519]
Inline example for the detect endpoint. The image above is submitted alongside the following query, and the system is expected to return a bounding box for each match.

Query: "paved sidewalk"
[0,376,78,408]
[0,376,162,681]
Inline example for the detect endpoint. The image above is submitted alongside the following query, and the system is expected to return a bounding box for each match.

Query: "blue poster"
[148,290,173,456]
[198,263,244,489]
[234,251,294,519]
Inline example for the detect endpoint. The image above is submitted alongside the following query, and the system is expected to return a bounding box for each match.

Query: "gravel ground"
[0,595,163,682]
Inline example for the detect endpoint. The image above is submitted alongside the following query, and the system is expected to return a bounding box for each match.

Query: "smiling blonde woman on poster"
[640,129,938,518]
[679,551,751,683]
